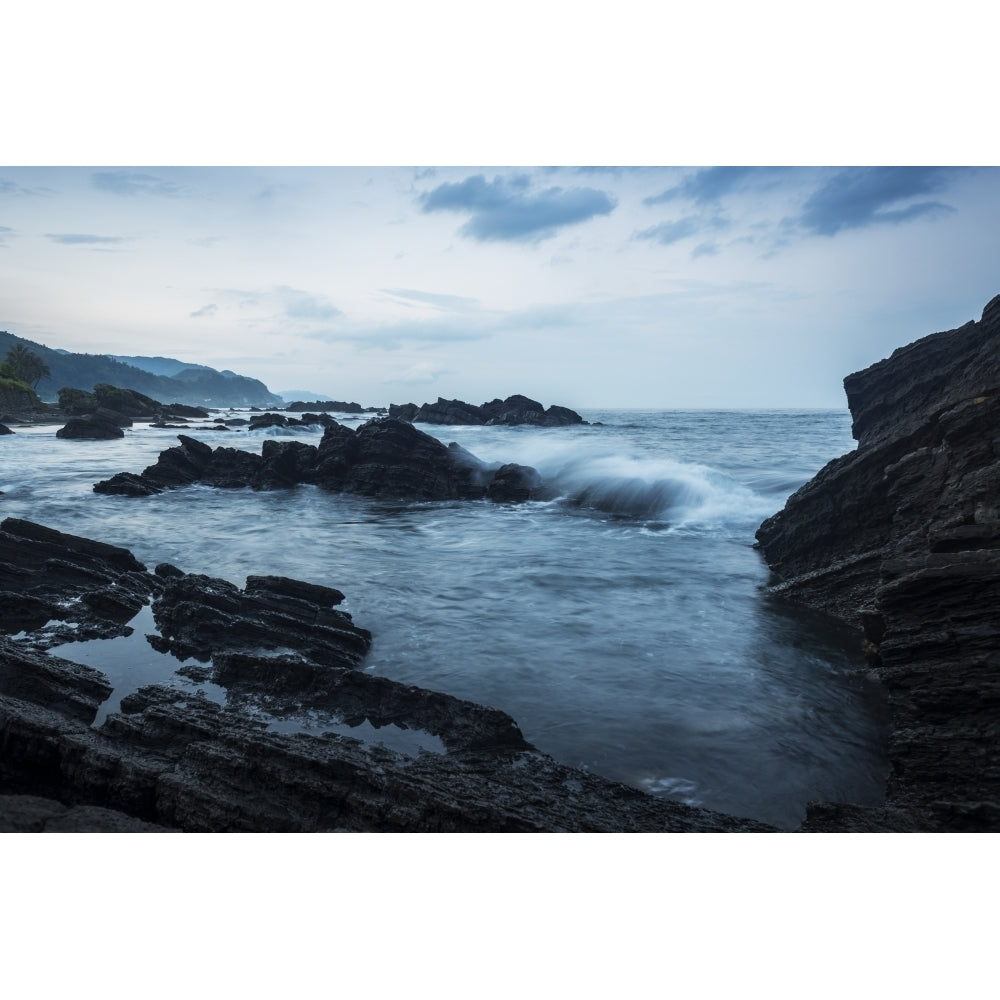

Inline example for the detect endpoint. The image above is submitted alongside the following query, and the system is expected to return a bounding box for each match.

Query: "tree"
[2,344,50,388]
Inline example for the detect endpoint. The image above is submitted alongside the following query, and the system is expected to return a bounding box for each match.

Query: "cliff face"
[756,295,1000,831]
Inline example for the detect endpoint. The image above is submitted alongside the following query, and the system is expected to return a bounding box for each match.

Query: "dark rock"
[95,421,545,504]
[260,439,319,487]
[149,570,372,666]
[244,574,345,607]
[756,295,1000,831]
[0,423,12,435]
[295,412,337,429]
[0,793,170,832]
[414,397,487,425]
[486,463,544,502]
[56,415,125,439]
[388,402,419,421]
[248,412,290,430]
[164,403,211,419]
[286,400,383,414]
[94,472,163,497]
[403,393,587,427]
[0,517,155,647]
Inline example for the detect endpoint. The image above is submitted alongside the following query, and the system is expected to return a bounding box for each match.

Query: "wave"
[456,434,777,527]
[545,455,773,526]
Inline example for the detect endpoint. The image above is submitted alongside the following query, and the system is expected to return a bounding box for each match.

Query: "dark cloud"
[190,303,218,318]
[643,167,780,206]
[420,173,616,242]
[797,167,960,235]
[277,286,342,321]
[45,233,126,245]
[92,171,184,197]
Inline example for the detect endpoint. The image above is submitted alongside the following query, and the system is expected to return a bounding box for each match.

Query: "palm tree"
[3,344,50,388]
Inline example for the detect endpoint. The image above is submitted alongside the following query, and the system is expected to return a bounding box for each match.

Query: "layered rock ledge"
[93,417,544,503]
[0,517,771,831]
[756,295,1000,832]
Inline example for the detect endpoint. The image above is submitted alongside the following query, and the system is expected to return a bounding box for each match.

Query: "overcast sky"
[1,164,998,408]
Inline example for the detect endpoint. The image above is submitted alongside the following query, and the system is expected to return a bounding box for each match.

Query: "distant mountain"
[276,389,325,403]
[109,355,217,378]
[0,331,284,408]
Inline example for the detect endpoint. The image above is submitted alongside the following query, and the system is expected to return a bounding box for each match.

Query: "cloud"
[381,288,479,312]
[692,242,719,258]
[419,173,617,242]
[92,171,185,197]
[634,216,701,246]
[45,232,127,245]
[0,178,52,197]
[276,285,342,321]
[797,166,960,235]
[634,214,729,247]
[0,224,11,247]
[643,167,782,206]
[190,303,217,318]
[189,236,222,248]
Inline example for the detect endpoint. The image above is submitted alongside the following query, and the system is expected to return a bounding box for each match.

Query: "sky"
[3,164,998,409]
[3,3,998,412]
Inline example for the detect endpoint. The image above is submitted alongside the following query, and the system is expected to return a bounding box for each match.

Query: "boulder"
[56,415,125,439]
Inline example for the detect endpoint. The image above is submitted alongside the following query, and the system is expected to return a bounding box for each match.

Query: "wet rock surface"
[94,417,546,502]
[757,295,1000,831]
[0,517,771,831]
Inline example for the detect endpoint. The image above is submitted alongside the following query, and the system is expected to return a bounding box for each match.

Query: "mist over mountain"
[0,331,284,408]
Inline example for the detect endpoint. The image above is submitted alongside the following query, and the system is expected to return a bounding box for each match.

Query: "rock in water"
[94,418,545,503]
[756,295,1000,831]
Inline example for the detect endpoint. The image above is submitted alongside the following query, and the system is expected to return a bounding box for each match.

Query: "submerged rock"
[756,295,1000,831]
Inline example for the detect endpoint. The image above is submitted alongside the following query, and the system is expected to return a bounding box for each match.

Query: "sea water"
[0,409,889,828]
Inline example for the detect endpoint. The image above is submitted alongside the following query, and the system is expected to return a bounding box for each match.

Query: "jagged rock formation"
[391,394,586,427]
[756,295,1000,831]
[285,400,384,414]
[93,418,545,503]
[0,517,772,832]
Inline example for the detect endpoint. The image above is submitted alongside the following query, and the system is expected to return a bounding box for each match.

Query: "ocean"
[0,408,889,829]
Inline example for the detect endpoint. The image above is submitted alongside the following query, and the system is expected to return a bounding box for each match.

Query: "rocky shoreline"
[0,517,770,832]
[757,295,1000,831]
[4,302,999,831]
